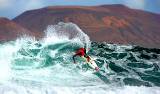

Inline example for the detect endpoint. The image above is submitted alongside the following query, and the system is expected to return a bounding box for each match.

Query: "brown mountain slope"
[13,4,160,48]
[0,17,41,42]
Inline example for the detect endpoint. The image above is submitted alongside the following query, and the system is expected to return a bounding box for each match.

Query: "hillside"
[13,4,160,48]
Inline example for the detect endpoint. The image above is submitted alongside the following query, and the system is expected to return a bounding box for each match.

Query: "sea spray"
[44,22,91,50]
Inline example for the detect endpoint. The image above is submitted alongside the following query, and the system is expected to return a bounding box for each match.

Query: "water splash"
[44,22,91,51]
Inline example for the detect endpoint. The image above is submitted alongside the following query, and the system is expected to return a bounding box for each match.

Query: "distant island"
[0,4,160,48]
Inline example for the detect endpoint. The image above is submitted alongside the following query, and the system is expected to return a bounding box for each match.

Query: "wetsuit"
[73,48,99,71]
[73,48,90,63]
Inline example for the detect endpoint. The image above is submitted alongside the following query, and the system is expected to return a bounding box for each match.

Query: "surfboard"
[87,59,99,71]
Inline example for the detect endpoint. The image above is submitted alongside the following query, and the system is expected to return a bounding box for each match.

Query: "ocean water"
[0,22,160,94]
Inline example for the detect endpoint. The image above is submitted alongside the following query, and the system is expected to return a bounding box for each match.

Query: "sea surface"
[0,22,160,94]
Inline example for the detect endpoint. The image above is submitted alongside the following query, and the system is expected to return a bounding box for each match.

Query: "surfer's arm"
[73,54,77,64]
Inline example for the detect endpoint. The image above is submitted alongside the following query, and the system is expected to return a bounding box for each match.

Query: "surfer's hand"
[95,67,99,71]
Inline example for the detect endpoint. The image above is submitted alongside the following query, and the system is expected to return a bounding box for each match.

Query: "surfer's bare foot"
[95,67,99,71]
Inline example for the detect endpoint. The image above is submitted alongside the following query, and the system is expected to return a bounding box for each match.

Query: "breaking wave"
[0,22,159,94]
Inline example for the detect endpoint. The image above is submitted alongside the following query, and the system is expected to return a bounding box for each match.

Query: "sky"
[0,0,160,19]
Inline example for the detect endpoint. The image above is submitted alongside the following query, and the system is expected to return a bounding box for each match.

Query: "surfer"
[73,48,99,71]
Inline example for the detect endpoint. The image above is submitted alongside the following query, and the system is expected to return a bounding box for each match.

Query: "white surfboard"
[87,59,99,70]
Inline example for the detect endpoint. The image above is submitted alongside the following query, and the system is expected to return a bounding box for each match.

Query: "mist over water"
[0,22,160,94]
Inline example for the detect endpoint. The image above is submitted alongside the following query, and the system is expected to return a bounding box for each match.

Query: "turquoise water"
[0,22,160,94]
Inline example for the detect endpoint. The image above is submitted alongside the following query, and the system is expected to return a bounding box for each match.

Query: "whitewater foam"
[0,84,160,94]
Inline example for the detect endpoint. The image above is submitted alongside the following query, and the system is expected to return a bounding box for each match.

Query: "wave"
[0,22,160,94]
